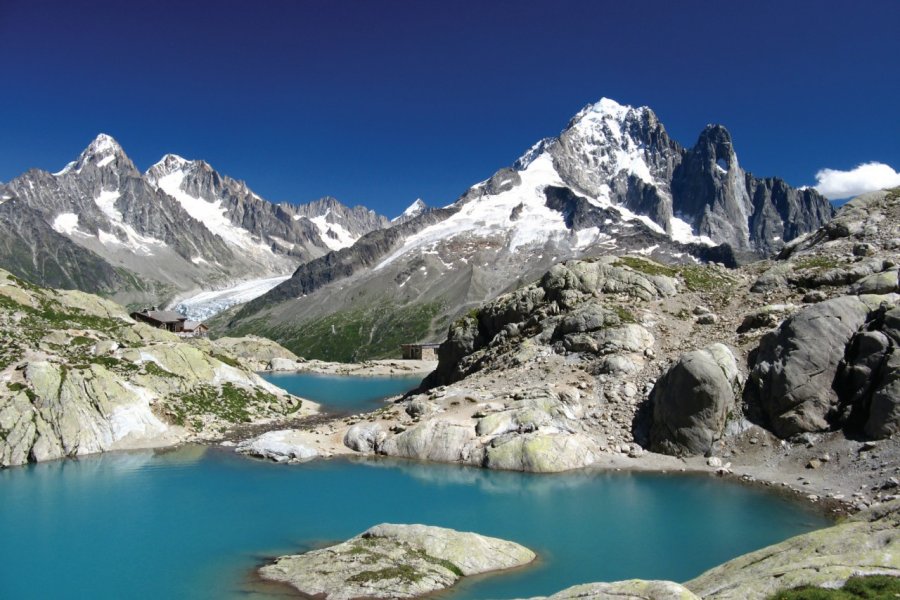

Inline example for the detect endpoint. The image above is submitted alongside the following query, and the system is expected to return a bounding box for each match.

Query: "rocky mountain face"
[0,267,317,468]
[287,196,391,251]
[223,98,830,360]
[279,189,900,515]
[0,135,388,307]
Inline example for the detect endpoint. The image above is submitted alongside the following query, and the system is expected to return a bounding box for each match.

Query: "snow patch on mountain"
[53,161,77,177]
[375,152,579,270]
[152,170,271,252]
[171,275,292,321]
[51,213,82,236]
[308,211,357,250]
[93,189,166,255]
[669,215,715,246]
[95,155,116,168]
[565,98,655,185]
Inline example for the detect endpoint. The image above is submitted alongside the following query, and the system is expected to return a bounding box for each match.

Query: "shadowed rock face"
[258,523,536,600]
[836,305,900,438]
[742,295,900,438]
[672,125,833,256]
[532,580,700,600]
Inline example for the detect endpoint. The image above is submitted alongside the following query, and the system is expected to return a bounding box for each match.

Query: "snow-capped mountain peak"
[55,133,131,176]
[90,132,119,149]
[393,198,428,222]
[146,153,191,179]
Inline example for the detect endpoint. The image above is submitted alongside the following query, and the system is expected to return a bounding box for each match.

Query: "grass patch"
[617,257,735,294]
[680,265,734,292]
[241,300,445,363]
[7,274,43,293]
[209,351,241,369]
[166,382,285,427]
[70,336,94,346]
[611,305,637,324]
[616,256,679,277]
[346,565,425,585]
[769,575,900,599]
[793,256,843,271]
[143,361,178,378]
[410,548,463,577]
[90,355,140,374]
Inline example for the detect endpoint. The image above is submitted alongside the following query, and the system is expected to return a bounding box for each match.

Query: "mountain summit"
[0,136,390,305]
[223,98,833,360]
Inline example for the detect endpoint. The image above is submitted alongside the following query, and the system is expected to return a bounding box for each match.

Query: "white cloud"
[813,162,900,199]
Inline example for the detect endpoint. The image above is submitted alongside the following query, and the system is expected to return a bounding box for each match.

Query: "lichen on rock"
[258,523,536,599]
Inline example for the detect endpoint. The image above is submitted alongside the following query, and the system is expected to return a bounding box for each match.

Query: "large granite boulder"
[236,430,318,462]
[649,344,740,456]
[379,419,480,465]
[743,296,871,437]
[258,523,536,599]
[483,432,600,473]
[344,422,386,453]
[685,499,900,599]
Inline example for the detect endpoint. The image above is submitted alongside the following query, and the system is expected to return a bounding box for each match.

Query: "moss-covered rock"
[258,523,535,599]
[0,267,317,467]
[685,500,900,599]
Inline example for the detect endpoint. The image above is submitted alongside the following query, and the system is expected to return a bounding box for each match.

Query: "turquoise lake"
[0,375,833,599]
[259,371,424,413]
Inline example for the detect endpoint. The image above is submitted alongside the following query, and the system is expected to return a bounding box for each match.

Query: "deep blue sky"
[1,0,897,217]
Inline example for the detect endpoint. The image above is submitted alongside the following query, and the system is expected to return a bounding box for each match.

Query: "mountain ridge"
[0,134,391,307]
[220,98,833,360]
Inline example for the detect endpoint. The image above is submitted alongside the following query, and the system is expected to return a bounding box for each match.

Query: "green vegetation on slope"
[769,575,900,599]
[164,382,297,428]
[229,300,444,362]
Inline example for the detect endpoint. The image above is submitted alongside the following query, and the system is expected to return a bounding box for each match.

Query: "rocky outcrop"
[532,580,699,600]
[528,500,900,600]
[649,344,740,456]
[425,257,674,388]
[744,295,898,438]
[344,422,386,453]
[349,256,690,472]
[258,523,536,599]
[236,430,319,462]
[0,269,315,467]
[744,296,871,437]
[483,432,601,472]
[212,335,304,371]
[836,305,900,438]
[685,499,900,599]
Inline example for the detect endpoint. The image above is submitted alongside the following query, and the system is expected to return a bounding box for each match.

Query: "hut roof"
[133,310,187,323]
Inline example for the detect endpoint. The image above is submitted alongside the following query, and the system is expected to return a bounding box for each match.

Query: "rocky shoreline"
[233,190,900,520]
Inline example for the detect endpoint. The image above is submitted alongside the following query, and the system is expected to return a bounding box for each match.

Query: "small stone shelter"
[181,321,209,337]
[400,343,440,360]
[130,308,188,333]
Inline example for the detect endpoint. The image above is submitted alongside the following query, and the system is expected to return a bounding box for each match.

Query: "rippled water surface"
[0,446,830,600]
